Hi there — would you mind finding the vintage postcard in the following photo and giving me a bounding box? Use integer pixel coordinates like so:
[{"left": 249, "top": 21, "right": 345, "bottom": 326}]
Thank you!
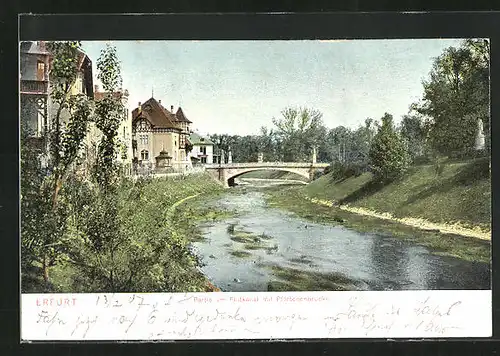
[{"left": 19, "top": 35, "right": 492, "bottom": 340}]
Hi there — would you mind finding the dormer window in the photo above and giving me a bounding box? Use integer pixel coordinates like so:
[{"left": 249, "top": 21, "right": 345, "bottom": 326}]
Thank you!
[{"left": 139, "top": 120, "right": 148, "bottom": 131}]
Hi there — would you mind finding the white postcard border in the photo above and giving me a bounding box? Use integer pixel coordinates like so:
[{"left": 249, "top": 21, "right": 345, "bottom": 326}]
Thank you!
[{"left": 21, "top": 290, "right": 492, "bottom": 341}]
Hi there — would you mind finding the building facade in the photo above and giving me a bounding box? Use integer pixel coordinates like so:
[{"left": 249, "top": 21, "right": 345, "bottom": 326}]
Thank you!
[
  {"left": 187, "top": 132, "right": 214, "bottom": 165},
  {"left": 131, "top": 97, "right": 192, "bottom": 172},
  {"left": 20, "top": 41, "right": 94, "bottom": 164}
]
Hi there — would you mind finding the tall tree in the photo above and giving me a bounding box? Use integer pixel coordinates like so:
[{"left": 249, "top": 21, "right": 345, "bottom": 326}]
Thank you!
[
  {"left": 272, "top": 107, "right": 323, "bottom": 162},
  {"left": 400, "top": 114, "right": 426, "bottom": 161},
  {"left": 369, "top": 113, "right": 411, "bottom": 182},
  {"left": 413, "top": 40, "right": 490, "bottom": 155},
  {"left": 21, "top": 41, "right": 94, "bottom": 286},
  {"left": 67, "top": 44, "right": 130, "bottom": 292}
]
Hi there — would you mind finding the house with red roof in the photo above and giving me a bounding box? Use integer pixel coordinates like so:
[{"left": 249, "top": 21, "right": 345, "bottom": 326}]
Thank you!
[{"left": 131, "top": 97, "right": 192, "bottom": 172}]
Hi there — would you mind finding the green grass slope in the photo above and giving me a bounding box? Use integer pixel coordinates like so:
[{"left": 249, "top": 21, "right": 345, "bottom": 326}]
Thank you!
[{"left": 305, "top": 157, "right": 491, "bottom": 230}]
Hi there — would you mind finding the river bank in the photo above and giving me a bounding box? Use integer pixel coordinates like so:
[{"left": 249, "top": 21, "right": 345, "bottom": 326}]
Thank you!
[
  {"left": 187, "top": 183, "right": 490, "bottom": 291},
  {"left": 264, "top": 185, "right": 490, "bottom": 264},
  {"left": 23, "top": 173, "right": 231, "bottom": 293},
  {"left": 304, "top": 196, "right": 490, "bottom": 240}
]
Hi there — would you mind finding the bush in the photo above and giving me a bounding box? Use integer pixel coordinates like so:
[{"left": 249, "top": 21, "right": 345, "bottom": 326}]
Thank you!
[
  {"left": 412, "top": 155, "right": 434, "bottom": 165},
  {"left": 312, "top": 170, "right": 323, "bottom": 180},
  {"left": 326, "top": 161, "right": 368, "bottom": 181}
]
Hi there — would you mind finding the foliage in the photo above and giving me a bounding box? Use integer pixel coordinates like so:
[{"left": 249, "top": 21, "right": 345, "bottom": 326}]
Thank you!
[
  {"left": 411, "top": 39, "right": 490, "bottom": 156},
  {"left": 327, "top": 161, "right": 367, "bottom": 182},
  {"left": 92, "top": 44, "right": 124, "bottom": 190},
  {"left": 399, "top": 114, "right": 426, "bottom": 162},
  {"left": 62, "top": 173, "right": 223, "bottom": 292},
  {"left": 68, "top": 44, "right": 129, "bottom": 291},
  {"left": 369, "top": 113, "right": 411, "bottom": 182},
  {"left": 21, "top": 41, "right": 94, "bottom": 286},
  {"left": 272, "top": 107, "right": 324, "bottom": 162}
]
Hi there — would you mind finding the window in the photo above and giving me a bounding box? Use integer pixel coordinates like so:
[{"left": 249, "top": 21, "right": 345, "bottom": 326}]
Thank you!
[
  {"left": 201, "top": 157, "right": 207, "bottom": 164},
  {"left": 37, "top": 112, "right": 44, "bottom": 137},
  {"left": 141, "top": 150, "right": 149, "bottom": 160},
  {"left": 36, "top": 61, "right": 45, "bottom": 81},
  {"left": 140, "top": 135, "right": 149, "bottom": 145},
  {"left": 139, "top": 120, "right": 148, "bottom": 131}
]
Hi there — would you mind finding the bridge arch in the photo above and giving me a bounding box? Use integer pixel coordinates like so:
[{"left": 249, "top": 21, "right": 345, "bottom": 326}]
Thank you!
[{"left": 225, "top": 167, "right": 310, "bottom": 186}]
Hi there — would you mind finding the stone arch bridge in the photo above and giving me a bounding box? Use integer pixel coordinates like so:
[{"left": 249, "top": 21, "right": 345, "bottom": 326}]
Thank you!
[{"left": 204, "top": 162, "right": 330, "bottom": 187}]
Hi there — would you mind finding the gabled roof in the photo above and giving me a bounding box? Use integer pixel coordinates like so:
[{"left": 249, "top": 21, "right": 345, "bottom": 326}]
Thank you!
[
  {"left": 189, "top": 132, "right": 214, "bottom": 145},
  {"left": 132, "top": 97, "right": 181, "bottom": 130},
  {"left": 175, "top": 107, "right": 192, "bottom": 123},
  {"left": 20, "top": 41, "right": 50, "bottom": 55}
]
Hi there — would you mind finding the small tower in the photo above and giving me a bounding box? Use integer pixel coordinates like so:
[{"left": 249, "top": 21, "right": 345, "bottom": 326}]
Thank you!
[{"left": 475, "top": 117, "right": 485, "bottom": 151}]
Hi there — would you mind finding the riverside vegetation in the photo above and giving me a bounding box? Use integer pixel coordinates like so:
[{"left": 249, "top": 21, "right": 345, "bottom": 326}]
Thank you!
[
  {"left": 22, "top": 173, "right": 233, "bottom": 292},
  {"left": 263, "top": 156, "right": 490, "bottom": 264},
  {"left": 20, "top": 42, "right": 233, "bottom": 293},
  {"left": 21, "top": 39, "right": 491, "bottom": 293}
]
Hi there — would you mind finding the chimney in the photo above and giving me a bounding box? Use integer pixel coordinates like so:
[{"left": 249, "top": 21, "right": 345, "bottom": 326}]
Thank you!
[
  {"left": 158, "top": 99, "right": 161, "bottom": 104},
  {"left": 38, "top": 41, "right": 46, "bottom": 51},
  {"left": 138, "top": 102, "right": 142, "bottom": 110},
  {"left": 171, "top": 105, "right": 174, "bottom": 112}
]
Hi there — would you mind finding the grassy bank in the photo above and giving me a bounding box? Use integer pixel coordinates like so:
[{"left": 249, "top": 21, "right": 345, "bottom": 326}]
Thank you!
[
  {"left": 23, "top": 173, "right": 231, "bottom": 293},
  {"left": 264, "top": 159, "right": 491, "bottom": 263},
  {"left": 307, "top": 158, "right": 491, "bottom": 231}
]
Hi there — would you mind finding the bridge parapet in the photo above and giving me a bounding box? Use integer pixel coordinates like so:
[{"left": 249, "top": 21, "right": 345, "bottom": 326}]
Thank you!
[{"left": 204, "top": 162, "right": 329, "bottom": 169}]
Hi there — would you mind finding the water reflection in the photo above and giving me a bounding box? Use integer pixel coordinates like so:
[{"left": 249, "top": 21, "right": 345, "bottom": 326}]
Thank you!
[{"left": 192, "top": 181, "right": 490, "bottom": 291}]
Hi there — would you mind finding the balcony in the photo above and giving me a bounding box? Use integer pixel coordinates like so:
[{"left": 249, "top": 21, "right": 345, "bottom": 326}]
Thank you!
[{"left": 20, "top": 80, "right": 48, "bottom": 95}]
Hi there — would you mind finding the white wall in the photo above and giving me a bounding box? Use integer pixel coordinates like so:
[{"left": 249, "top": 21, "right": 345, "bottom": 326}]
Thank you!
[{"left": 190, "top": 144, "right": 213, "bottom": 164}]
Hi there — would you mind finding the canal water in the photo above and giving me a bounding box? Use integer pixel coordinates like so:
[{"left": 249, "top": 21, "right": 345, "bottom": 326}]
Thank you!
[{"left": 191, "top": 179, "right": 491, "bottom": 292}]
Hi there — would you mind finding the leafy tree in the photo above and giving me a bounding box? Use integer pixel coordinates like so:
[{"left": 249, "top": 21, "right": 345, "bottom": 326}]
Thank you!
[
  {"left": 413, "top": 39, "right": 490, "bottom": 156},
  {"left": 92, "top": 44, "right": 124, "bottom": 190},
  {"left": 67, "top": 44, "right": 130, "bottom": 292},
  {"left": 400, "top": 114, "right": 426, "bottom": 161},
  {"left": 369, "top": 113, "right": 411, "bottom": 182},
  {"left": 330, "top": 126, "right": 351, "bottom": 164},
  {"left": 21, "top": 41, "right": 94, "bottom": 286},
  {"left": 272, "top": 107, "right": 324, "bottom": 162}
]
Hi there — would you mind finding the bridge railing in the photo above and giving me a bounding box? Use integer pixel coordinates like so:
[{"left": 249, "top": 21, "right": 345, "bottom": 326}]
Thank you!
[{"left": 204, "top": 162, "right": 329, "bottom": 169}]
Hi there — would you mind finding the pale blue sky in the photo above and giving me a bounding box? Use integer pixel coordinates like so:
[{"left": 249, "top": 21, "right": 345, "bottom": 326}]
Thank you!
[{"left": 82, "top": 39, "right": 463, "bottom": 136}]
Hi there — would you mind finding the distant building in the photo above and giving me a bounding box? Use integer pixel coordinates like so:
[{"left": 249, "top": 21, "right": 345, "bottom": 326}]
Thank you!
[
  {"left": 187, "top": 132, "right": 214, "bottom": 165},
  {"left": 131, "top": 97, "right": 192, "bottom": 172}
]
